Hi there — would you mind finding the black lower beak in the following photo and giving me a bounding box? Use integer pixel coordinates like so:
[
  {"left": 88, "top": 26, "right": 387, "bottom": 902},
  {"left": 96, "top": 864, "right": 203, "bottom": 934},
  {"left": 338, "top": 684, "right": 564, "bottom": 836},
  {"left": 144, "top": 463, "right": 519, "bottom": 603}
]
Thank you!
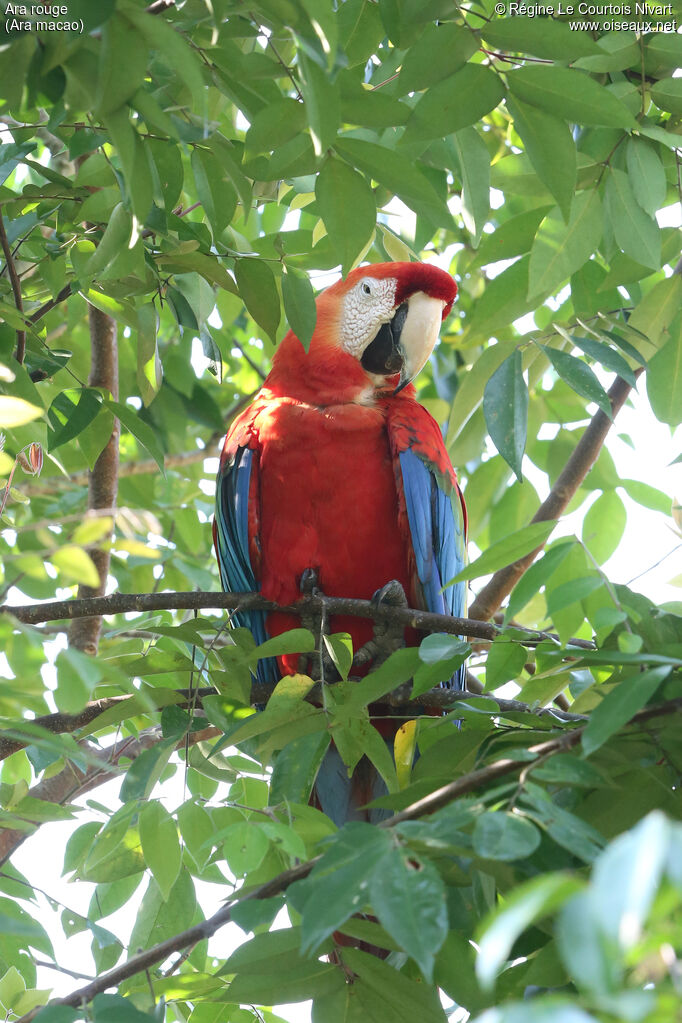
[{"left": 360, "top": 302, "right": 408, "bottom": 376}]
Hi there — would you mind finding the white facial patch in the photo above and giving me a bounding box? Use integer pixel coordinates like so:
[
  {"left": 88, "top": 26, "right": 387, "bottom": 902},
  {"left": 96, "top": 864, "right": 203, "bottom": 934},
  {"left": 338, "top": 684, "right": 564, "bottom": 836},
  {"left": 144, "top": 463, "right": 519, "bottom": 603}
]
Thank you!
[{"left": 340, "top": 276, "right": 398, "bottom": 357}]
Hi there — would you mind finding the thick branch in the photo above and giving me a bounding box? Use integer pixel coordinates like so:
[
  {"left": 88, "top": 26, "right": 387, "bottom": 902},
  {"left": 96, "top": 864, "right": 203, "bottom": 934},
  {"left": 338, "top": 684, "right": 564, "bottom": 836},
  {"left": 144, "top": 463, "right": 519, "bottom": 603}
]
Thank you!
[
  {"left": 68, "top": 306, "right": 119, "bottom": 656},
  {"left": 469, "top": 372, "right": 641, "bottom": 622},
  {"left": 0, "top": 589, "right": 595, "bottom": 649},
  {"left": 16, "top": 694, "right": 682, "bottom": 1021},
  {"left": 0, "top": 210, "right": 26, "bottom": 363}
]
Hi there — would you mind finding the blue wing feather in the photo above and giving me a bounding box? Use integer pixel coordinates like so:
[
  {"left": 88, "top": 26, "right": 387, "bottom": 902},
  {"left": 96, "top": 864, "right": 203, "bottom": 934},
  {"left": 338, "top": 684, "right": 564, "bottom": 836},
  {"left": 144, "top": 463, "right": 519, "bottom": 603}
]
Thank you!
[
  {"left": 399, "top": 448, "right": 467, "bottom": 690},
  {"left": 214, "top": 447, "right": 279, "bottom": 685}
]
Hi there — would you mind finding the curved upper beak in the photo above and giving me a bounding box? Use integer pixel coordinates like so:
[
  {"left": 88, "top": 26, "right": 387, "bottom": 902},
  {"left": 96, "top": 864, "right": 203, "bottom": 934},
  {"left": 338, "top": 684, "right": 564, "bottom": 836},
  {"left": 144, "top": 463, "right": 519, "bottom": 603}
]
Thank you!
[{"left": 393, "top": 291, "right": 446, "bottom": 394}]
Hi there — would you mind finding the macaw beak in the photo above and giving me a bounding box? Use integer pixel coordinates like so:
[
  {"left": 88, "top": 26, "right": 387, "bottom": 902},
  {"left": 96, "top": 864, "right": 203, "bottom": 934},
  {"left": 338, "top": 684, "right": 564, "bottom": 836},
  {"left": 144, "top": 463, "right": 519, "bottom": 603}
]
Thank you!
[
  {"left": 360, "top": 291, "right": 446, "bottom": 391},
  {"left": 393, "top": 291, "right": 447, "bottom": 394}
]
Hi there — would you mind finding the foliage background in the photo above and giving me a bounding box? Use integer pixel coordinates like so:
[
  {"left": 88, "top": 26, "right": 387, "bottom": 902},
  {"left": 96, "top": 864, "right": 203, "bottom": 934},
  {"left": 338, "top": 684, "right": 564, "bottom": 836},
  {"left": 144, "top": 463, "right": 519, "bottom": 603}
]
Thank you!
[{"left": 0, "top": 1, "right": 681, "bottom": 1021}]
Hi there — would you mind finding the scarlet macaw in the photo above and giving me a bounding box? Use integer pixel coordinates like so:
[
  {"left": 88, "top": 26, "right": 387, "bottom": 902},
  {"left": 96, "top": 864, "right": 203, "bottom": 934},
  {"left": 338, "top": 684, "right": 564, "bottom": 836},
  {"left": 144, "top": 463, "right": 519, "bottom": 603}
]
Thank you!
[{"left": 214, "top": 261, "right": 467, "bottom": 826}]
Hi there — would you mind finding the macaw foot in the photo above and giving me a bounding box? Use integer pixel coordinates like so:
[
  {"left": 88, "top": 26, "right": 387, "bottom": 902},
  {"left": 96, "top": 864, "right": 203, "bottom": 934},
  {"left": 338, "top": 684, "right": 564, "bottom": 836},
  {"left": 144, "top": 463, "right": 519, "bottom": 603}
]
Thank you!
[
  {"left": 352, "top": 579, "right": 408, "bottom": 670},
  {"left": 297, "top": 567, "right": 338, "bottom": 680}
]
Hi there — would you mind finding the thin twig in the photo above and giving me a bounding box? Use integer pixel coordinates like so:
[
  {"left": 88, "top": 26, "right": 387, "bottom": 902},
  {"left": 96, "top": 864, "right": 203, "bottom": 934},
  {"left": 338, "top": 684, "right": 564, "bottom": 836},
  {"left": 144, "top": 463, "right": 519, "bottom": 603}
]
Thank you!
[
  {"left": 0, "top": 210, "right": 26, "bottom": 363},
  {"left": 28, "top": 284, "right": 72, "bottom": 325}
]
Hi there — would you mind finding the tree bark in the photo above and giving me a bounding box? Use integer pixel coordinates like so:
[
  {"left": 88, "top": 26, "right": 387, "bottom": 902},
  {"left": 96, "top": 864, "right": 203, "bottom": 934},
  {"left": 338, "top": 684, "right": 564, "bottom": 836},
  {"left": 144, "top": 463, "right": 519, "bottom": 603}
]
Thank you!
[
  {"left": 67, "top": 306, "right": 119, "bottom": 655},
  {"left": 469, "top": 372, "right": 641, "bottom": 622}
]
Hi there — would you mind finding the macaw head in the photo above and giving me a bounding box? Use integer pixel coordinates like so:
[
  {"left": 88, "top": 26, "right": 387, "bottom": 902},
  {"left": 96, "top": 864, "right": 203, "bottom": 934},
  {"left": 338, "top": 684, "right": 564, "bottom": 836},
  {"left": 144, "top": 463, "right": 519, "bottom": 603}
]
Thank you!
[{"left": 268, "top": 262, "right": 456, "bottom": 404}]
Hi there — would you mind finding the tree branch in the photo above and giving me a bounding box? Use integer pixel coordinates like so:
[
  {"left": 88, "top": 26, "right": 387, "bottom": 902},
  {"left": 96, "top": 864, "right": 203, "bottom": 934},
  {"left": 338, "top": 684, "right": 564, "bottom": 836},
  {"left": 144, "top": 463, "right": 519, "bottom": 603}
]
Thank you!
[
  {"left": 28, "top": 284, "right": 72, "bottom": 325},
  {"left": 0, "top": 209, "right": 26, "bottom": 363},
  {"left": 0, "top": 688, "right": 216, "bottom": 760},
  {"left": 0, "top": 589, "right": 596, "bottom": 649},
  {"left": 0, "top": 682, "right": 588, "bottom": 762},
  {"left": 68, "top": 305, "right": 119, "bottom": 656},
  {"left": 16, "top": 694, "right": 682, "bottom": 1021},
  {"left": 469, "top": 371, "right": 642, "bottom": 622}
]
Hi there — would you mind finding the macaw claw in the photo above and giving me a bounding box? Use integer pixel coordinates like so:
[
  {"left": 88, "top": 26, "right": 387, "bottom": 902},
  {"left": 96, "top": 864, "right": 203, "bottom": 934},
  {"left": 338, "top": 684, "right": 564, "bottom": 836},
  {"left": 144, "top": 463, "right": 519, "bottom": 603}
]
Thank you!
[{"left": 353, "top": 579, "right": 408, "bottom": 669}]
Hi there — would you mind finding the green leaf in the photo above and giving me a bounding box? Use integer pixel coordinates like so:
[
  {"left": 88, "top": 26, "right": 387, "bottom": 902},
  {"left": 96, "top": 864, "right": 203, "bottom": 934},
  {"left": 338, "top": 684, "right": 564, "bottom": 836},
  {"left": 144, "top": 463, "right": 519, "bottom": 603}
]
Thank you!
[
  {"left": 483, "top": 349, "right": 528, "bottom": 482},
  {"left": 221, "top": 821, "right": 269, "bottom": 877},
  {"left": 418, "top": 634, "right": 469, "bottom": 665},
  {"left": 556, "top": 891, "right": 622, "bottom": 996},
  {"left": 47, "top": 387, "right": 103, "bottom": 450},
  {"left": 190, "top": 148, "right": 237, "bottom": 240},
  {"left": 135, "top": 304, "right": 161, "bottom": 407},
  {"left": 505, "top": 540, "right": 575, "bottom": 623},
  {"left": 129, "top": 870, "right": 196, "bottom": 951},
  {"left": 51, "top": 546, "right": 100, "bottom": 590},
  {"left": 254, "top": 629, "right": 315, "bottom": 660},
  {"left": 605, "top": 169, "right": 661, "bottom": 271},
  {"left": 567, "top": 336, "right": 637, "bottom": 387},
  {"left": 473, "top": 811, "right": 541, "bottom": 862},
  {"left": 508, "top": 66, "right": 637, "bottom": 128},
  {"left": 546, "top": 575, "right": 603, "bottom": 615},
  {"left": 646, "top": 327, "right": 682, "bottom": 426},
  {"left": 225, "top": 931, "right": 340, "bottom": 1004},
  {"left": 541, "top": 347, "right": 612, "bottom": 417},
  {"left": 452, "top": 127, "right": 490, "bottom": 247},
  {"left": 270, "top": 731, "right": 331, "bottom": 806},
  {"left": 316, "top": 156, "right": 376, "bottom": 276},
  {"left": 282, "top": 267, "right": 317, "bottom": 351},
  {"left": 102, "top": 108, "right": 153, "bottom": 224},
  {"left": 292, "top": 824, "right": 392, "bottom": 953},
  {"left": 396, "top": 22, "right": 478, "bottom": 95},
  {"left": 139, "top": 802, "right": 182, "bottom": 901},
  {"left": 476, "top": 873, "right": 583, "bottom": 989},
  {"left": 340, "top": 949, "right": 447, "bottom": 1023},
  {"left": 234, "top": 258, "right": 281, "bottom": 343},
  {"left": 619, "top": 478, "right": 671, "bottom": 515},
  {"left": 592, "top": 811, "right": 670, "bottom": 947},
  {"left": 470, "top": 1001, "right": 599, "bottom": 1023},
  {"left": 625, "top": 138, "right": 667, "bottom": 217},
  {"left": 581, "top": 491, "right": 627, "bottom": 565},
  {"left": 124, "top": 3, "right": 205, "bottom": 108},
  {"left": 245, "top": 98, "right": 307, "bottom": 156},
  {"left": 323, "top": 633, "right": 353, "bottom": 682},
  {"left": 105, "top": 400, "right": 165, "bottom": 471},
  {"left": 627, "top": 274, "right": 682, "bottom": 346},
  {"left": 582, "top": 665, "right": 672, "bottom": 756},
  {"left": 0, "top": 396, "right": 43, "bottom": 429},
  {"left": 449, "top": 520, "right": 557, "bottom": 584},
  {"left": 119, "top": 740, "right": 175, "bottom": 803},
  {"left": 94, "top": 12, "right": 148, "bottom": 116},
  {"left": 506, "top": 98, "right": 576, "bottom": 221},
  {"left": 485, "top": 640, "right": 527, "bottom": 689},
  {"left": 86, "top": 203, "right": 133, "bottom": 276},
  {"left": 651, "top": 76, "right": 682, "bottom": 114},
  {"left": 32, "top": 1009, "right": 80, "bottom": 1023},
  {"left": 483, "top": 16, "right": 603, "bottom": 59},
  {"left": 298, "top": 51, "right": 340, "bottom": 156},
  {"left": 370, "top": 851, "right": 447, "bottom": 982},
  {"left": 402, "top": 64, "right": 505, "bottom": 145},
  {"left": 528, "top": 191, "right": 602, "bottom": 299},
  {"left": 226, "top": 674, "right": 320, "bottom": 747},
  {"left": 335, "top": 137, "right": 455, "bottom": 230}
]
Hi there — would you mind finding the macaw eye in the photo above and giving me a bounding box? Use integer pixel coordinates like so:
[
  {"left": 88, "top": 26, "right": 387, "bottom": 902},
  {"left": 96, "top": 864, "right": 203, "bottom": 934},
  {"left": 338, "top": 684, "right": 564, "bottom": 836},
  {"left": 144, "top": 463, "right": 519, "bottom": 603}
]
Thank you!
[{"left": 361, "top": 281, "right": 372, "bottom": 296}]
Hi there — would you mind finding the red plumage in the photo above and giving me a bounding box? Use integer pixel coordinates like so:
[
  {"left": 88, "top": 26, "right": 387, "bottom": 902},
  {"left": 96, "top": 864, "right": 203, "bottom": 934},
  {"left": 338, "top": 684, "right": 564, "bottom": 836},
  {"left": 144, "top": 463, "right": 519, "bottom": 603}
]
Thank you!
[{"left": 217, "top": 262, "right": 462, "bottom": 673}]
